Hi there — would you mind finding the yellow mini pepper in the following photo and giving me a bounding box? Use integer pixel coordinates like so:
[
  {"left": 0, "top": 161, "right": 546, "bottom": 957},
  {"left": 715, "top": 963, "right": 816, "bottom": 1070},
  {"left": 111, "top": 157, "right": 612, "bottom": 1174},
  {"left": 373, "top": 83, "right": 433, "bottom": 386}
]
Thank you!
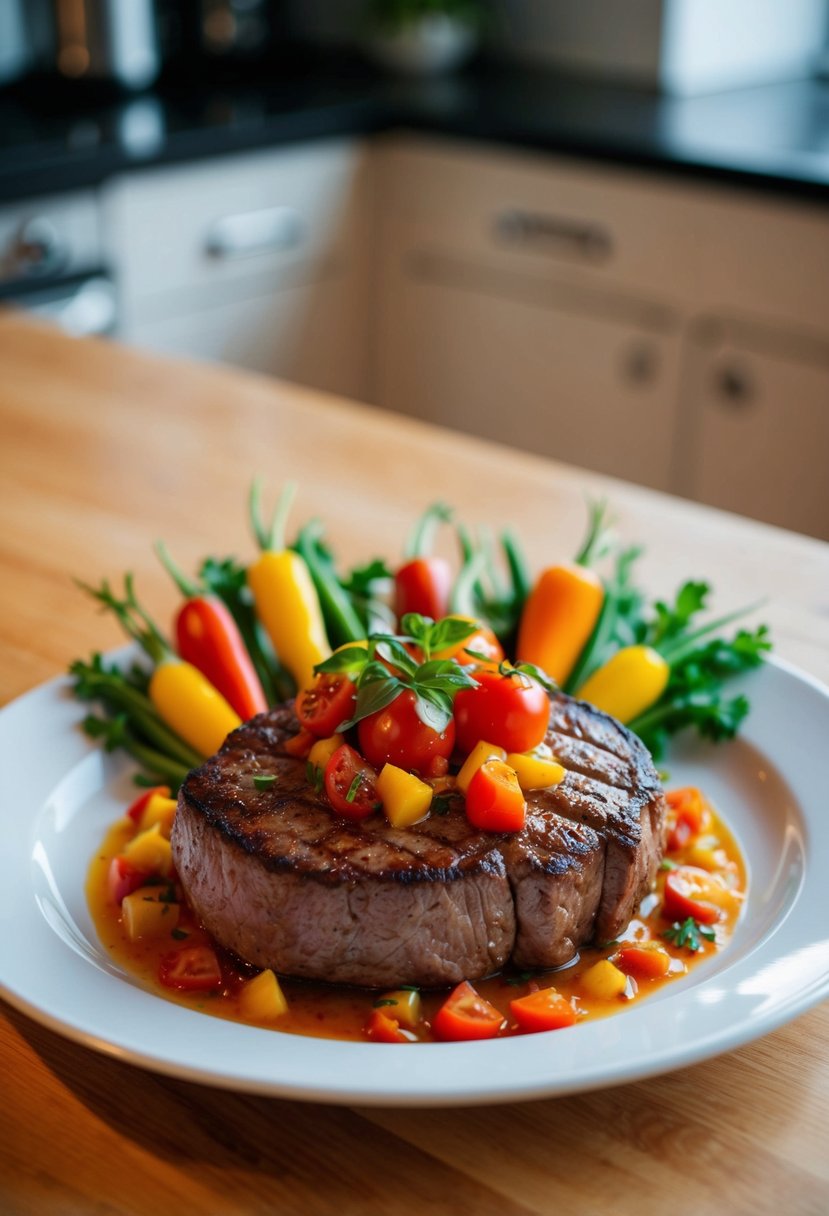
[
  {"left": 575, "top": 645, "right": 670, "bottom": 724},
  {"left": 247, "top": 481, "right": 331, "bottom": 691}
]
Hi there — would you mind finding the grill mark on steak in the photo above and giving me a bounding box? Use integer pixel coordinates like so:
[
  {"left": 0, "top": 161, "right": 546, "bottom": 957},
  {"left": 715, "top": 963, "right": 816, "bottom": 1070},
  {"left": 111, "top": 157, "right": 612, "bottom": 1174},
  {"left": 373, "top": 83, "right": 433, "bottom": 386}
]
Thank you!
[{"left": 172, "top": 692, "right": 665, "bottom": 987}]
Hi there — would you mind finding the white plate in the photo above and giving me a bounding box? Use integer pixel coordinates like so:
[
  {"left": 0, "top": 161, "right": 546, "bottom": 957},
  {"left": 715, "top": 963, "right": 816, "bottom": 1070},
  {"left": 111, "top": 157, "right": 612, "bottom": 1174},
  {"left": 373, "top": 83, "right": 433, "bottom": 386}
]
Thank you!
[{"left": 1, "top": 656, "right": 828, "bottom": 1107}]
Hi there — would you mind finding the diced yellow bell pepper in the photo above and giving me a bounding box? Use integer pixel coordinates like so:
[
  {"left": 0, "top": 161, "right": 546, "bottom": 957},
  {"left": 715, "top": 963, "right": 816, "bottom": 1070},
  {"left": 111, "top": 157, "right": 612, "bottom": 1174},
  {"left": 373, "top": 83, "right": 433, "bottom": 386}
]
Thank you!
[
  {"left": 375, "top": 988, "right": 422, "bottom": 1029},
  {"left": 686, "top": 835, "right": 730, "bottom": 872},
  {"left": 581, "top": 959, "right": 627, "bottom": 1000},
  {"left": 122, "top": 885, "right": 179, "bottom": 941},
  {"left": 238, "top": 969, "right": 289, "bottom": 1021},
  {"left": 136, "top": 792, "right": 178, "bottom": 838},
  {"left": 455, "top": 740, "right": 507, "bottom": 795},
  {"left": 376, "top": 764, "right": 432, "bottom": 828},
  {"left": 507, "top": 744, "right": 566, "bottom": 791},
  {"left": 308, "top": 733, "right": 345, "bottom": 770},
  {"left": 123, "top": 822, "right": 174, "bottom": 877}
]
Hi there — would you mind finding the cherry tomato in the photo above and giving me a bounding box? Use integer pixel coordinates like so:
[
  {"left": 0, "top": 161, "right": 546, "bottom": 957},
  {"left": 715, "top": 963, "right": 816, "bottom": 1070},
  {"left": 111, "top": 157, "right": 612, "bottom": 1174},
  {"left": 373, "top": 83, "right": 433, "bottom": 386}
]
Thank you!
[
  {"left": 433, "top": 616, "right": 504, "bottom": 667},
  {"left": 358, "top": 690, "right": 455, "bottom": 776},
  {"left": 394, "top": 557, "right": 452, "bottom": 622},
  {"left": 432, "top": 981, "right": 505, "bottom": 1041},
  {"left": 616, "top": 941, "right": 672, "bottom": 978},
  {"left": 465, "top": 760, "right": 527, "bottom": 832},
  {"left": 158, "top": 945, "right": 222, "bottom": 992},
  {"left": 295, "top": 673, "right": 357, "bottom": 738},
  {"left": 125, "top": 785, "right": 171, "bottom": 824},
  {"left": 454, "top": 667, "right": 550, "bottom": 756},
  {"left": 365, "top": 1009, "right": 414, "bottom": 1043},
  {"left": 662, "top": 866, "right": 732, "bottom": 925},
  {"left": 509, "top": 988, "right": 577, "bottom": 1033},
  {"left": 324, "top": 744, "right": 380, "bottom": 820}
]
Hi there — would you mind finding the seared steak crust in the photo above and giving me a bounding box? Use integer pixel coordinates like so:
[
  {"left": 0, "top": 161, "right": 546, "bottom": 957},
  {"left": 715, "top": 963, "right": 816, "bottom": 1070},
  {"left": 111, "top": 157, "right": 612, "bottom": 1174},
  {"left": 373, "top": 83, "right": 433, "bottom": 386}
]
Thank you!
[{"left": 172, "top": 695, "right": 665, "bottom": 987}]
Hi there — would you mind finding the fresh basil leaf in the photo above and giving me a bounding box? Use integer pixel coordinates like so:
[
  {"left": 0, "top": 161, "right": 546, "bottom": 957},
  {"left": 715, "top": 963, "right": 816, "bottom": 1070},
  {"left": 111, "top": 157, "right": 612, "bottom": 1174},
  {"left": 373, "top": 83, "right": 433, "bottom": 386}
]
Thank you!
[
  {"left": 315, "top": 646, "right": 369, "bottom": 675},
  {"left": 340, "top": 677, "right": 404, "bottom": 729},
  {"left": 412, "top": 688, "right": 452, "bottom": 732},
  {"left": 375, "top": 637, "right": 418, "bottom": 677},
  {"left": 427, "top": 616, "right": 478, "bottom": 653}
]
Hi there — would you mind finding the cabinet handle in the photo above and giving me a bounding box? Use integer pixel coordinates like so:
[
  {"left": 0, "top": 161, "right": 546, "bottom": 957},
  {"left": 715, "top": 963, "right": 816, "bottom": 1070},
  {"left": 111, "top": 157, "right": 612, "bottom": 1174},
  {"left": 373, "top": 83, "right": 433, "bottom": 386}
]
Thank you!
[
  {"left": 714, "top": 363, "right": 755, "bottom": 410},
  {"left": 205, "top": 207, "right": 303, "bottom": 259},
  {"left": 494, "top": 210, "right": 612, "bottom": 263}
]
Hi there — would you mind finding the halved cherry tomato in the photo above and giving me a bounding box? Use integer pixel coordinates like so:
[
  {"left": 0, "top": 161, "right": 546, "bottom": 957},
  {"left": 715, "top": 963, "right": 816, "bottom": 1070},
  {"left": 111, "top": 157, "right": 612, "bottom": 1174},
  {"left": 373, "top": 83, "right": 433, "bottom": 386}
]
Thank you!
[
  {"left": 125, "top": 785, "right": 171, "bottom": 824},
  {"left": 465, "top": 760, "right": 526, "bottom": 832},
  {"left": 433, "top": 617, "right": 504, "bottom": 667},
  {"left": 616, "top": 941, "right": 672, "bottom": 979},
  {"left": 432, "top": 981, "right": 504, "bottom": 1041},
  {"left": 158, "top": 945, "right": 222, "bottom": 992},
  {"left": 453, "top": 667, "right": 550, "bottom": 756},
  {"left": 107, "top": 855, "right": 148, "bottom": 904},
  {"left": 358, "top": 690, "right": 455, "bottom": 777},
  {"left": 510, "top": 988, "right": 577, "bottom": 1033},
  {"left": 324, "top": 744, "right": 379, "bottom": 820},
  {"left": 662, "top": 866, "right": 732, "bottom": 925},
  {"left": 295, "top": 673, "right": 357, "bottom": 738},
  {"left": 365, "top": 1009, "right": 414, "bottom": 1043},
  {"left": 283, "top": 729, "right": 315, "bottom": 759}
]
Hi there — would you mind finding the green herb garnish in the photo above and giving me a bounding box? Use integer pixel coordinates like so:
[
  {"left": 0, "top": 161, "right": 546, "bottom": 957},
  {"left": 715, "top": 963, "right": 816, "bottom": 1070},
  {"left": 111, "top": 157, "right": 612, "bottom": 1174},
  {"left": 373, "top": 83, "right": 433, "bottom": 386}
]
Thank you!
[
  {"left": 345, "top": 773, "right": 362, "bottom": 803},
  {"left": 662, "top": 917, "right": 716, "bottom": 952},
  {"left": 253, "top": 773, "right": 277, "bottom": 790}
]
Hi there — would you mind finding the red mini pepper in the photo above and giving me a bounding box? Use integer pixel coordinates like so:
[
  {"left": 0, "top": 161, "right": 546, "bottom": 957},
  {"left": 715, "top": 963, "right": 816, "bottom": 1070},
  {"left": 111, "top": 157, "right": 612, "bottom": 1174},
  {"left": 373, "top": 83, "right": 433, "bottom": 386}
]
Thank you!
[
  {"left": 156, "top": 542, "right": 267, "bottom": 722},
  {"left": 395, "top": 503, "right": 453, "bottom": 623}
]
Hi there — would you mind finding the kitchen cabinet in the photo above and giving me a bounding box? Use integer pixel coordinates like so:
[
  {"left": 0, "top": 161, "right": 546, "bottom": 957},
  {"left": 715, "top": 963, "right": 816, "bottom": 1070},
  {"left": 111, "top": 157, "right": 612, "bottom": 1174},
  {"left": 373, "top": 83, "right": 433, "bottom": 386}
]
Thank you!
[
  {"left": 372, "top": 137, "right": 829, "bottom": 538},
  {"left": 104, "top": 139, "right": 372, "bottom": 400},
  {"left": 679, "top": 317, "right": 829, "bottom": 537}
]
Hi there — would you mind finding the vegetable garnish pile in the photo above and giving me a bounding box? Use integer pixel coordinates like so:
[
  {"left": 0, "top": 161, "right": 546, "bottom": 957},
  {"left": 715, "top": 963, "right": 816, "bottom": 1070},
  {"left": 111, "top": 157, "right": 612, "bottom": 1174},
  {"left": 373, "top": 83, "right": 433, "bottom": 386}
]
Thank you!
[{"left": 71, "top": 484, "right": 772, "bottom": 822}]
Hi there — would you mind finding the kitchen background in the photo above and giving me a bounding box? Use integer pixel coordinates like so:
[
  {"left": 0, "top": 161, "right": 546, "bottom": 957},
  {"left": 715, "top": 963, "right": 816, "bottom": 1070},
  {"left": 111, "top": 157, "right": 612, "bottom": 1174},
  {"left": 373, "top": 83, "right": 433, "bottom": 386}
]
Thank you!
[{"left": 2, "top": 0, "right": 828, "bottom": 541}]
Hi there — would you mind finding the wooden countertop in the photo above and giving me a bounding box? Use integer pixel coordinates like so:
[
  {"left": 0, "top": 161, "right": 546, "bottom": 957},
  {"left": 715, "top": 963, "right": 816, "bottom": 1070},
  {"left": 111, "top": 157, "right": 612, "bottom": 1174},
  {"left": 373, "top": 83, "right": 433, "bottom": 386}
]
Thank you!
[{"left": 1, "top": 314, "right": 826, "bottom": 1215}]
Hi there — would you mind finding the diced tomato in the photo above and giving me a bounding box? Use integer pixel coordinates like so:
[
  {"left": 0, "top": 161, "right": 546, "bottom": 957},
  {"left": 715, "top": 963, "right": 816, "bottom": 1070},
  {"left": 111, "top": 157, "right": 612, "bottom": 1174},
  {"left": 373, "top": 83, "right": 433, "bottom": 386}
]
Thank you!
[
  {"left": 432, "top": 981, "right": 505, "bottom": 1041},
  {"left": 666, "top": 787, "right": 710, "bottom": 852},
  {"left": 295, "top": 673, "right": 357, "bottom": 738},
  {"left": 616, "top": 941, "right": 672, "bottom": 979},
  {"left": 509, "top": 988, "right": 577, "bottom": 1033},
  {"left": 107, "top": 855, "right": 148, "bottom": 904},
  {"left": 662, "top": 866, "right": 729, "bottom": 925},
  {"left": 283, "top": 729, "right": 315, "bottom": 759},
  {"left": 323, "top": 744, "right": 379, "bottom": 820},
  {"left": 125, "top": 785, "right": 170, "bottom": 823},
  {"left": 365, "top": 1009, "right": 414, "bottom": 1043},
  {"left": 158, "top": 945, "right": 222, "bottom": 992},
  {"left": 465, "top": 760, "right": 526, "bottom": 832}
]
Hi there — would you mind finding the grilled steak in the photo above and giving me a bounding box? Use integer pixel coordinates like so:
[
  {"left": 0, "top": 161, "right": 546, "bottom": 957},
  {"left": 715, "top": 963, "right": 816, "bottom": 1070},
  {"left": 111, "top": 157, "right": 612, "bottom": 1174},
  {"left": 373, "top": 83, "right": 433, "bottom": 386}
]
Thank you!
[{"left": 172, "top": 697, "right": 665, "bottom": 987}]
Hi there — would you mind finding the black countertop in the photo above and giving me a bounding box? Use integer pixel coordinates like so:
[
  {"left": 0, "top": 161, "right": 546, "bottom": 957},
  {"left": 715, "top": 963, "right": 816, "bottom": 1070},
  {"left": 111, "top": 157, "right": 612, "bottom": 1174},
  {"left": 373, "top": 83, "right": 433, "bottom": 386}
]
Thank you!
[{"left": 3, "top": 52, "right": 829, "bottom": 205}]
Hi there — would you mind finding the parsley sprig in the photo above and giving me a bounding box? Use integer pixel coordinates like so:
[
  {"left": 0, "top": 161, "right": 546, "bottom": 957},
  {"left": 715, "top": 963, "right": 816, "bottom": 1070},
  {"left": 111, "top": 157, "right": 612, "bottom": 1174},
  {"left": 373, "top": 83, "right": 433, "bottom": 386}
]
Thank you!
[
  {"left": 316, "top": 613, "right": 482, "bottom": 733},
  {"left": 662, "top": 917, "right": 717, "bottom": 952}
]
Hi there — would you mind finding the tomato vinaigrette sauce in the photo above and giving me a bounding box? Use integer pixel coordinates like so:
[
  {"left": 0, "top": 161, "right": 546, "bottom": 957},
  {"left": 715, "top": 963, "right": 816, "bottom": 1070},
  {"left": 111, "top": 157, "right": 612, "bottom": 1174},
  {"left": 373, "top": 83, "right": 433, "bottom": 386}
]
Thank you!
[{"left": 87, "top": 786, "right": 746, "bottom": 1043}]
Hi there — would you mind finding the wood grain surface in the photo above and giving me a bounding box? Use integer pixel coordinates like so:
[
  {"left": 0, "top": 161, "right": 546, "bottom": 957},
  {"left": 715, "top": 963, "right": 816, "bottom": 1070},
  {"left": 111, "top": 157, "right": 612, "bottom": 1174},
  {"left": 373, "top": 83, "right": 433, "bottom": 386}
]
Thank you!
[{"left": 1, "top": 313, "right": 827, "bottom": 1216}]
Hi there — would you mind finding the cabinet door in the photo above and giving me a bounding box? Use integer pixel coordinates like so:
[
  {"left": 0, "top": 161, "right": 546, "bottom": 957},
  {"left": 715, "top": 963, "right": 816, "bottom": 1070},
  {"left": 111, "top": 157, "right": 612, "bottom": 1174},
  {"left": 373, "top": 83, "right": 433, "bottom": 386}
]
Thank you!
[
  {"left": 375, "top": 248, "right": 682, "bottom": 492},
  {"left": 681, "top": 331, "right": 829, "bottom": 539}
]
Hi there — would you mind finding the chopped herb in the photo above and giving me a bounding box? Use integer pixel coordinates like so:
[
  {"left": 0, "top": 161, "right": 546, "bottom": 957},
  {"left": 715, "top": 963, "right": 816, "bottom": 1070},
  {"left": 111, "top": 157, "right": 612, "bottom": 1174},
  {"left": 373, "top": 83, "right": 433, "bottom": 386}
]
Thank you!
[
  {"left": 171, "top": 928, "right": 189, "bottom": 941},
  {"left": 305, "top": 761, "right": 324, "bottom": 794},
  {"left": 662, "top": 917, "right": 716, "bottom": 952},
  {"left": 595, "top": 940, "right": 621, "bottom": 951},
  {"left": 253, "top": 773, "right": 277, "bottom": 790},
  {"left": 373, "top": 998, "right": 398, "bottom": 1008},
  {"left": 157, "top": 884, "right": 177, "bottom": 904},
  {"left": 504, "top": 970, "right": 534, "bottom": 987},
  {"left": 345, "top": 773, "right": 362, "bottom": 803},
  {"left": 659, "top": 859, "right": 678, "bottom": 871},
  {"left": 397, "top": 985, "right": 419, "bottom": 992},
  {"left": 431, "top": 794, "right": 454, "bottom": 816}
]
